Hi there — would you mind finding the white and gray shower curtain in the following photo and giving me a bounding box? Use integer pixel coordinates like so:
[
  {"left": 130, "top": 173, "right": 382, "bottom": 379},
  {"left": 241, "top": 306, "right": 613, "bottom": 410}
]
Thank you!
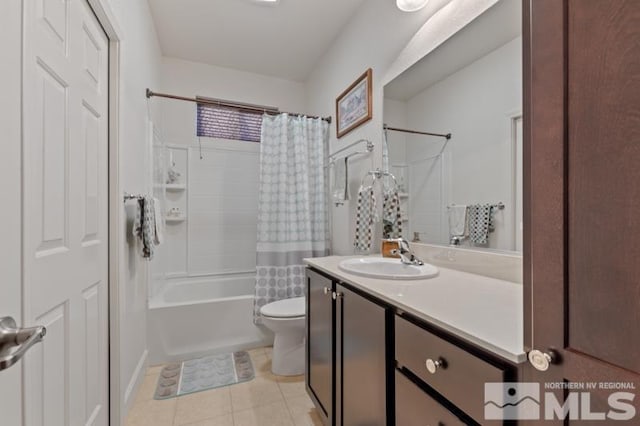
[{"left": 253, "top": 114, "right": 330, "bottom": 323}]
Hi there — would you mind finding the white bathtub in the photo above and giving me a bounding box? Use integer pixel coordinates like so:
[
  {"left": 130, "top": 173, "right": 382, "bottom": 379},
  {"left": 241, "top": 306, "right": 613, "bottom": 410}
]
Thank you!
[{"left": 147, "top": 275, "right": 273, "bottom": 364}]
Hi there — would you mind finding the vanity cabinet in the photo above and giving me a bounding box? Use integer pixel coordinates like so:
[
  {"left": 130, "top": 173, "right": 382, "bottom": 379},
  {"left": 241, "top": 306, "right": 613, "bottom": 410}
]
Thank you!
[
  {"left": 306, "top": 266, "right": 519, "bottom": 426},
  {"left": 306, "top": 269, "right": 334, "bottom": 424},
  {"left": 395, "top": 314, "right": 510, "bottom": 425},
  {"left": 306, "top": 269, "right": 390, "bottom": 426}
]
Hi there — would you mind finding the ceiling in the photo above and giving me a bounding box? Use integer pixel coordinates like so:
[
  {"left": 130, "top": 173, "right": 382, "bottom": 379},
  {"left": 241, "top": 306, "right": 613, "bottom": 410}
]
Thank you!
[
  {"left": 385, "top": 0, "right": 521, "bottom": 101},
  {"left": 147, "top": 0, "right": 366, "bottom": 82}
]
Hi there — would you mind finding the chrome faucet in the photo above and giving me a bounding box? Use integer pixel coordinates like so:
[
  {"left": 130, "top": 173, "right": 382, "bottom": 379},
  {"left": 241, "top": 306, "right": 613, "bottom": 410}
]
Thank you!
[
  {"left": 390, "top": 238, "right": 424, "bottom": 266},
  {"left": 449, "top": 235, "right": 464, "bottom": 246}
]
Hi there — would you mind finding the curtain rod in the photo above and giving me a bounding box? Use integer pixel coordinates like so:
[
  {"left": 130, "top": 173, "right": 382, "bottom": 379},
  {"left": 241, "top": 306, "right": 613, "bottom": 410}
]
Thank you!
[
  {"left": 384, "top": 124, "right": 451, "bottom": 140},
  {"left": 146, "top": 89, "right": 332, "bottom": 124}
]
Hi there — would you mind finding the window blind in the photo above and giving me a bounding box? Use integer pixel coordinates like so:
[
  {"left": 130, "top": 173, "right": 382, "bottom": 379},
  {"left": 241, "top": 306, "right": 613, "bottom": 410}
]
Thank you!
[{"left": 196, "top": 103, "right": 264, "bottom": 143}]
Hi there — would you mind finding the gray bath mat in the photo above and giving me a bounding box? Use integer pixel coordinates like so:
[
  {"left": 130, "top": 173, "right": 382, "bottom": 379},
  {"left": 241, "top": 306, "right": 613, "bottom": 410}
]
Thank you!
[{"left": 154, "top": 351, "right": 254, "bottom": 399}]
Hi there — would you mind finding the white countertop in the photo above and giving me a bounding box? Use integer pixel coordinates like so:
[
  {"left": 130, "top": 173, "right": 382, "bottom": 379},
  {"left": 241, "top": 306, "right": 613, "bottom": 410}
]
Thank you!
[{"left": 304, "top": 255, "right": 526, "bottom": 364}]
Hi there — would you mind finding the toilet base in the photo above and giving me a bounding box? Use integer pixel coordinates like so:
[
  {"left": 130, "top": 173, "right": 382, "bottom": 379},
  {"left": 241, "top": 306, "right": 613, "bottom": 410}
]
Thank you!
[{"left": 271, "top": 332, "right": 305, "bottom": 376}]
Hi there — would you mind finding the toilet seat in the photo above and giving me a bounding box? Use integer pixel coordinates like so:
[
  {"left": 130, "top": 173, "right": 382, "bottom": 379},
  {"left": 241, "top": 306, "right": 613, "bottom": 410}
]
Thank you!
[{"left": 260, "top": 297, "right": 305, "bottom": 318}]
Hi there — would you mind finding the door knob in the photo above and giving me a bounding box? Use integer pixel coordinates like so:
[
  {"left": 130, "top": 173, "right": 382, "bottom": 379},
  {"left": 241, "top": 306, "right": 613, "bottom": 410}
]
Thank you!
[
  {"left": 528, "top": 349, "right": 556, "bottom": 372},
  {"left": 0, "top": 316, "right": 46, "bottom": 371},
  {"left": 323, "top": 286, "right": 330, "bottom": 295},
  {"left": 332, "top": 291, "right": 343, "bottom": 300}
]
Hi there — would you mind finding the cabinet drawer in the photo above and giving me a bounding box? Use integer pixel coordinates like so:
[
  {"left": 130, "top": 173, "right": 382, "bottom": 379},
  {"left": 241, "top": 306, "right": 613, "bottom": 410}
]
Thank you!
[
  {"left": 396, "top": 370, "right": 465, "bottom": 426},
  {"left": 395, "top": 315, "right": 505, "bottom": 423}
]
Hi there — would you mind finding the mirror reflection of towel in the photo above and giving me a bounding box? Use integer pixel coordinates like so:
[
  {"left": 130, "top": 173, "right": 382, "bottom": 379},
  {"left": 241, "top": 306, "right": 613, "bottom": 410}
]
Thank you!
[
  {"left": 332, "top": 157, "right": 350, "bottom": 206},
  {"left": 468, "top": 204, "right": 494, "bottom": 245},
  {"left": 448, "top": 204, "right": 467, "bottom": 237},
  {"left": 383, "top": 190, "right": 402, "bottom": 239}
]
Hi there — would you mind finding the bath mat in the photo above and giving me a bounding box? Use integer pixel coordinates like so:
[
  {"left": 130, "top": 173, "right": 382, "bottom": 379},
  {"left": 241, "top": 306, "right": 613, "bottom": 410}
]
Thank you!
[{"left": 154, "top": 351, "right": 254, "bottom": 399}]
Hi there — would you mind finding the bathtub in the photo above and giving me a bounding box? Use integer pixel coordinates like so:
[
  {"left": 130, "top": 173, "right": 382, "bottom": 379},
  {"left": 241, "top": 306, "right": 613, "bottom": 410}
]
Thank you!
[{"left": 147, "top": 275, "right": 273, "bottom": 364}]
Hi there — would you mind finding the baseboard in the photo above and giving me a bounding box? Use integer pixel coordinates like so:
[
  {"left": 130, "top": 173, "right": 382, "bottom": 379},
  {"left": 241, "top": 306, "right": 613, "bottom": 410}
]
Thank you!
[{"left": 122, "top": 349, "right": 148, "bottom": 419}]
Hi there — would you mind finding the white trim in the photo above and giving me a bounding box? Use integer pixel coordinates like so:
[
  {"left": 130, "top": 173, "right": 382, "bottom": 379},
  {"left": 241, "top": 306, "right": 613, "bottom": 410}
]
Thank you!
[
  {"left": 506, "top": 109, "right": 523, "bottom": 252},
  {"left": 123, "top": 349, "right": 149, "bottom": 410},
  {"left": 85, "top": 0, "right": 124, "bottom": 425}
]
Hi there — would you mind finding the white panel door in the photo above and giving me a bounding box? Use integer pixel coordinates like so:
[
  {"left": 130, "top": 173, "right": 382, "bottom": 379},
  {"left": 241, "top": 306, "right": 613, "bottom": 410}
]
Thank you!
[{"left": 22, "top": 0, "right": 109, "bottom": 425}]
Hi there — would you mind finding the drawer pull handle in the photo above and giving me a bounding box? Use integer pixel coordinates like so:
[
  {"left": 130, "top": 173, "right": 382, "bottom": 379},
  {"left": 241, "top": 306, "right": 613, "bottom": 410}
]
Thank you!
[
  {"left": 528, "top": 349, "right": 557, "bottom": 372},
  {"left": 425, "top": 357, "right": 445, "bottom": 374}
]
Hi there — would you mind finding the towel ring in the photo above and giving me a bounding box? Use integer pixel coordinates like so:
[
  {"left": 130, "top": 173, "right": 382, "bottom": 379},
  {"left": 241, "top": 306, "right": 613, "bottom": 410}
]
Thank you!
[{"left": 361, "top": 169, "right": 399, "bottom": 191}]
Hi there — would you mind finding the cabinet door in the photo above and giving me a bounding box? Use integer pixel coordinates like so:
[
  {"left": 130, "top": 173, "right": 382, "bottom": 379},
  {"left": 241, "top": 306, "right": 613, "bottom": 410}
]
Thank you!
[
  {"left": 524, "top": 0, "right": 640, "bottom": 423},
  {"left": 336, "top": 284, "right": 388, "bottom": 426},
  {"left": 306, "top": 269, "right": 334, "bottom": 423}
]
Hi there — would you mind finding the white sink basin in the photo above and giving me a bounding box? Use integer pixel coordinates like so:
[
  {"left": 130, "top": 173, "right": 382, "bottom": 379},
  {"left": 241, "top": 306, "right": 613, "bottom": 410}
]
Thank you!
[{"left": 338, "top": 257, "right": 439, "bottom": 280}]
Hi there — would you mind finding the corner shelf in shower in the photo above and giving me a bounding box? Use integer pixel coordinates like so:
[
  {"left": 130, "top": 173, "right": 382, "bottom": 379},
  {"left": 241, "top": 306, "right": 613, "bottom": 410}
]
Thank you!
[
  {"left": 165, "top": 184, "right": 186, "bottom": 191},
  {"left": 165, "top": 215, "right": 187, "bottom": 223}
]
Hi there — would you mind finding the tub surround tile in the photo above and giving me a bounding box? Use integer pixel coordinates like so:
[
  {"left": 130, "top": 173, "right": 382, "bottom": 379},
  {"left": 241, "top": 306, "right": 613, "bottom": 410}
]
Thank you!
[
  {"left": 174, "top": 388, "right": 232, "bottom": 425},
  {"left": 233, "top": 401, "right": 294, "bottom": 426}
]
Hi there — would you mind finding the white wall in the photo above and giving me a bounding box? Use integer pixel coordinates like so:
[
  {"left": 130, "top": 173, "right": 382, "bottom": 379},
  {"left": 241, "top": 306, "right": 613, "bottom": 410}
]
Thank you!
[
  {"left": 104, "top": 0, "right": 163, "bottom": 420},
  {"left": 403, "top": 37, "right": 522, "bottom": 249},
  {"left": 305, "top": 0, "right": 500, "bottom": 254},
  {"left": 159, "top": 57, "right": 307, "bottom": 143},
  {"left": 153, "top": 58, "right": 307, "bottom": 283}
]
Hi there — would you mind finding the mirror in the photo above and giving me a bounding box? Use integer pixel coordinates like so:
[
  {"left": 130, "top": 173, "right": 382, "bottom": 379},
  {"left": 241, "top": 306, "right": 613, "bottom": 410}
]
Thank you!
[{"left": 383, "top": 0, "right": 522, "bottom": 252}]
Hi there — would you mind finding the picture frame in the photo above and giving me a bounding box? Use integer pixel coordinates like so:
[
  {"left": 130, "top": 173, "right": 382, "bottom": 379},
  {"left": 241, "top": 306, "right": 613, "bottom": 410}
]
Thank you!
[{"left": 335, "top": 68, "right": 373, "bottom": 138}]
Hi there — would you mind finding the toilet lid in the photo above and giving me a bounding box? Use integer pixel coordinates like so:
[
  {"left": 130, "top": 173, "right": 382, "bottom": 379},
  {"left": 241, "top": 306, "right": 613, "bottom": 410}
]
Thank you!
[{"left": 260, "top": 297, "right": 305, "bottom": 318}]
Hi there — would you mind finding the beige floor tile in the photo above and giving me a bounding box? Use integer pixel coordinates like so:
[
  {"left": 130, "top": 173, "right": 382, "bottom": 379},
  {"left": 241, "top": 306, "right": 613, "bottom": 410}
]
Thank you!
[
  {"left": 175, "top": 413, "right": 234, "bottom": 426},
  {"left": 126, "top": 398, "right": 176, "bottom": 426},
  {"left": 135, "top": 373, "right": 161, "bottom": 403},
  {"left": 233, "top": 401, "right": 294, "bottom": 426},
  {"left": 146, "top": 364, "right": 165, "bottom": 376},
  {"left": 263, "top": 347, "right": 273, "bottom": 359},
  {"left": 285, "top": 395, "right": 323, "bottom": 426},
  {"left": 174, "top": 388, "right": 232, "bottom": 426},
  {"left": 247, "top": 347, "right": 266, "bottom": 358},
  {"left": 276, "top": 375, "right": 306, "bottom": 400},
  {"left": 230, "top": 376, "right": 285, "bottom": 411},
  {"left": 250, "top": 353, "right": 273, "bottom": 377}
]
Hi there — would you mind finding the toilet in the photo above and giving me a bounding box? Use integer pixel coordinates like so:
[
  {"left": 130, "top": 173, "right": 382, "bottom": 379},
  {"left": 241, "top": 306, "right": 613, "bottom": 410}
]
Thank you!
[{"left": 260, "top": 297, "right": 306, "bottom": 376}]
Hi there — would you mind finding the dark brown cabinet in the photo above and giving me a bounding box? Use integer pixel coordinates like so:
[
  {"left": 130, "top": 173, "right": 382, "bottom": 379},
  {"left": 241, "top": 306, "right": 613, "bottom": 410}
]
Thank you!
[
  {"left": 306, "top": 269, "right": 389, "bottom": 426},
  {"left": 336, "top": 284, "right": 388, "bottom": 426},
  {"left": 395, "top": 370, "right": 465, "bottom": 426},
  {"left": 306, "top": 268, "right": 334, "bottom": 424}
]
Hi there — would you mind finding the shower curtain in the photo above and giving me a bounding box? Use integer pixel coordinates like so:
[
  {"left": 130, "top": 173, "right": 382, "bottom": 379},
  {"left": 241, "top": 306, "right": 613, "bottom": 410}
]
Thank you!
[{"left": 253, "top": 114, "right": 330, "bottom": 323}]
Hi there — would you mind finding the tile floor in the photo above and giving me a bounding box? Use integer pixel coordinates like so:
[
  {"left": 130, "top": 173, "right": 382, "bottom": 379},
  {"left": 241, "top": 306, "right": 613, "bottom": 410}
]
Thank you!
[{"left": 126, "top": 347, "right": 323, "bottom": 426}]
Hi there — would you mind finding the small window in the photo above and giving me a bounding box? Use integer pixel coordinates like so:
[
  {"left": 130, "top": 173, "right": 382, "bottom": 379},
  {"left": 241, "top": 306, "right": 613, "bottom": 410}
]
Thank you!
[{"left": 196, "top": 98, "right": 277, "bottom": 143}]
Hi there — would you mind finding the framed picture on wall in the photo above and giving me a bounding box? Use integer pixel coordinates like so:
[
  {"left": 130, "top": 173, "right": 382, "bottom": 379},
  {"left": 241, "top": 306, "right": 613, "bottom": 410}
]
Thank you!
[{"left": 336, "top": 68, "right": 373, "bottom": 138}]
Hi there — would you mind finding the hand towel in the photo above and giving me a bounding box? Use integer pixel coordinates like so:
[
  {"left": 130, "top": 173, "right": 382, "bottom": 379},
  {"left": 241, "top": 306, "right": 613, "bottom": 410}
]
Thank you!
[
  {"left": 332, "top": 157, "right": 350, "bottom": 206},
  {"left": 468, "top": 204, "right": 494, "bottom": 245},
  {"left": 448, "top": 204, "right": 467, "bottom": 237},
  {"left": 354, "top": 185, "right": 375, "bottom": 252},
  {"left": 132, "top": 196, "right": 156, "bottom": 259},
  {"left": 383, "top": 189, "right": 402, "bottom": 239}
]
